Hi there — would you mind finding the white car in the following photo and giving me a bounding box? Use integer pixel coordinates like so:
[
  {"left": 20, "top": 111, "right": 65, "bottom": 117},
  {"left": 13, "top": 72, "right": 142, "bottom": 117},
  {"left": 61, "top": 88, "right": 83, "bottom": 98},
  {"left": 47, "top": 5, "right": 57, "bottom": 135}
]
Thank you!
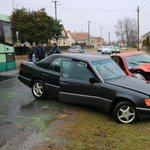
[
  {"left": 102, "top": 46, "right": 111, "bottom": 54},
  {"left": 97, "top": 46, "right": 103, "bottom": 52}
]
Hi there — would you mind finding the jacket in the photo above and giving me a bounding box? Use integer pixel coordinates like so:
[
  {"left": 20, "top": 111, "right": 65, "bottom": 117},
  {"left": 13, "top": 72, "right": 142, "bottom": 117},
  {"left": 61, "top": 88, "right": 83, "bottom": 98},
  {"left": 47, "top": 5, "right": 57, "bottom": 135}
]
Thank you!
[
  {"left": 50, "top": 47, "right": 61, "bottom": 55},
  {"left": 34, "top": 46, "right": 45, "bottom": 60}
]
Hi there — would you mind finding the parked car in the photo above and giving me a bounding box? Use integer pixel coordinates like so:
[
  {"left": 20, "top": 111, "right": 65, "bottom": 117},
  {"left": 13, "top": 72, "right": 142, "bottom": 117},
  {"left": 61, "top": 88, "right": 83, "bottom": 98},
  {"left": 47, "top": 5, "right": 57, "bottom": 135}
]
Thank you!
[
  {"left": 111, "top": 51, "right": 150, "bottom": 83},
  {"left": 102, "top": 46, "right": 111, "bottom": 54},
  {"left": 67, "top": 45, "right": 84, "bottom": 53},
  {"left": 112, "top": 46, "right": 121, "bottom": 53},
  {"left": 18, "top": 54, "right": 150, "bottom": 124},
  {"left": 97, "top": 46, "right": 103, "bottom": 52}
]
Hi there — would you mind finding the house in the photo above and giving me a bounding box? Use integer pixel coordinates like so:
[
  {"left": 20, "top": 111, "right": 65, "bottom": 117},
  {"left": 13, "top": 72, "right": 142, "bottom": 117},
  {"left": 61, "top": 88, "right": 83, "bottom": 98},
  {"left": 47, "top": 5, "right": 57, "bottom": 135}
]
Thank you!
[
  {"left": 51, "top": 25, "right": 69, "bottom": 46},
  {"left": 65, "top": 30, "right": 73, "bottom": 46},
  {"left": 93, "top": 37, "right": 105, "bottom": 45},
  {"left": 71, "top": 31, "right": 105, "bottom": 46},
  {"left": 71, "top": 31, "right": 99, "bottom": 45},
  {"left": 141, "top": 31, "right": 150, "bottom": 41}
]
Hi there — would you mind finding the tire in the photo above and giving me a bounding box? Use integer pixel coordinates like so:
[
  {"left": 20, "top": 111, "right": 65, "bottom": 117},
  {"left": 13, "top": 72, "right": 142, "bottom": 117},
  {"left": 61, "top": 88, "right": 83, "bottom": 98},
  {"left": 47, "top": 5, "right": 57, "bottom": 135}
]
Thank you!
[
  {"left": 113, "top": 101, "right": 138, "bottom": 124},
  {"left": 32, "top": 79, "right": 48, "bottom": 100}
]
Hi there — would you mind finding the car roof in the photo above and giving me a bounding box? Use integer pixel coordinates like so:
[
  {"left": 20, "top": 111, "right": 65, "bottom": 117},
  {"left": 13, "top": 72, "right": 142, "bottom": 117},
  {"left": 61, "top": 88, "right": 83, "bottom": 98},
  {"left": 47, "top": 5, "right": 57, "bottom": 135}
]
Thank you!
[
  {"left": 61, "top": 53, "right": 111, "bottom": 61},
  {"left": 112, "top": 51, "right": 146, "bottom": 57}
]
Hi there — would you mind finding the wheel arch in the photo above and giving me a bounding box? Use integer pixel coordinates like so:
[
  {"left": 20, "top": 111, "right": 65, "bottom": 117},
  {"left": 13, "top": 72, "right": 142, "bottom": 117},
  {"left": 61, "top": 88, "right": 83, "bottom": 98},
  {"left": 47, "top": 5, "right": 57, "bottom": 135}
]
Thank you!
[
  {"left": 30, "top": 77, "right": 45, "bottom": 87},
  {"left": 109, "top": 97, "right": 135, "bottom": 113}
]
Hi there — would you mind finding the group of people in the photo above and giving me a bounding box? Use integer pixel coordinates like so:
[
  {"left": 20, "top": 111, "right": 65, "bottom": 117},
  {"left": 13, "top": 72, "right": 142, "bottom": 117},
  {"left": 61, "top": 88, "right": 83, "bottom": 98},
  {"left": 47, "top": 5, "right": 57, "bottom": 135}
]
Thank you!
[{"left": 28, "top": 42, "right": 61, "bottom": 61}]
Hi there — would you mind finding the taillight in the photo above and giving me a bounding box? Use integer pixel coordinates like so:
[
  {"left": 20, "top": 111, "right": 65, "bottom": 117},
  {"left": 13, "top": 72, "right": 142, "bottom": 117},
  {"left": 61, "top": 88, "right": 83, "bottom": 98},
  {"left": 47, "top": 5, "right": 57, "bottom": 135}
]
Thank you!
[
  {"left": 67, "top": 49, "right": 70, "bottom": 51},
  {"left": 19, "top": 67, "right": 21, "bottom": 73},
  {"left": 76, "top": 49, "right": 79, "bottom": 51}
]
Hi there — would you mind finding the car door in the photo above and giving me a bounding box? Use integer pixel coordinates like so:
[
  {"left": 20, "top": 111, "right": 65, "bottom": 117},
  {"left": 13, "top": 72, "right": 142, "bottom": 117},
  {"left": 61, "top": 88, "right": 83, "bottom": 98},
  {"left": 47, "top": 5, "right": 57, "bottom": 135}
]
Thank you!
[
  {"left": 59, "top": 60, "right": 105, "bottom": 106},
  {"left": 42, "top": 57, "right": 70, "bottom": 96}
]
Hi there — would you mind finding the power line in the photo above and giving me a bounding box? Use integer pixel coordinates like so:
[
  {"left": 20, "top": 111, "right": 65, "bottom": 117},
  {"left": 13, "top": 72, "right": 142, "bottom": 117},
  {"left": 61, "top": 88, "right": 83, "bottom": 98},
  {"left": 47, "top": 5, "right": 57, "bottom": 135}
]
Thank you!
[
  {"left": 139, "top": 0, "right": 145, "bottom": 6},
  {"left": 140, "top": 11, "right": 150, "bottom": 16},
  {"left": 141, "top": 0, "right": 150, "bottom": 8}
]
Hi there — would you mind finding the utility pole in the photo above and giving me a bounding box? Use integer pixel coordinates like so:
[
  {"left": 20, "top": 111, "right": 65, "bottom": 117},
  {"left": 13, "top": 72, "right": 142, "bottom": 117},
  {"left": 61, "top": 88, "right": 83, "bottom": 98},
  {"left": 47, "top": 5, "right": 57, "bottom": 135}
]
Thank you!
[
  {"left": 52, "top": 1, "right": 58, "bottom": 20},
  {"left": 88, "top": 21, "right": 90, "bottom": 46},
  {"left": 108, "top": 32, "right": 110, "bottom": 45},
  {"left": 100, "top": 27, "right": 102, "bottom": 38},
  {"left": 137, "top": 6, "right": 139, "bottom": 51},
  {"left": 12, "top": 0, "right": 14, "bottom": 11}
]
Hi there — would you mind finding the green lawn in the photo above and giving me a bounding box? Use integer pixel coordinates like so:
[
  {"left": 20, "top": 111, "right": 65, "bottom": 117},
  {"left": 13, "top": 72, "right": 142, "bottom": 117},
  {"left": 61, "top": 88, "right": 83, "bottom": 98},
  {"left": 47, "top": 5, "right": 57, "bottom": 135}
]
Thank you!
[{"left": 66, "top": 110, "right": 150, "bottom": 150}]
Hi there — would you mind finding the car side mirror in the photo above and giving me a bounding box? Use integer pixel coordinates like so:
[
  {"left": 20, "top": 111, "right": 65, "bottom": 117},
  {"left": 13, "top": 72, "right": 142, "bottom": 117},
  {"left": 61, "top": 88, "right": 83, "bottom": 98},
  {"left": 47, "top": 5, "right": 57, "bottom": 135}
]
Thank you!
[{"left": 89, "top": 77, "right": 99, "bottom": 83}]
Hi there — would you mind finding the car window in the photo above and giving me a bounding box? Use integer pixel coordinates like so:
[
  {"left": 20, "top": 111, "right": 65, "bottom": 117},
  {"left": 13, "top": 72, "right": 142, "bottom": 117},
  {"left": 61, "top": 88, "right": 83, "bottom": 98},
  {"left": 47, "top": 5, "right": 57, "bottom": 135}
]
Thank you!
[
  {"left": 62, "top": 61, "right": 92, "bottom": 81},
  {"left": 112, "top": 56, "right": 118, "bottom": 63},
  {"left": 47, "top": 58, "right": 70, "bottom": 72}
]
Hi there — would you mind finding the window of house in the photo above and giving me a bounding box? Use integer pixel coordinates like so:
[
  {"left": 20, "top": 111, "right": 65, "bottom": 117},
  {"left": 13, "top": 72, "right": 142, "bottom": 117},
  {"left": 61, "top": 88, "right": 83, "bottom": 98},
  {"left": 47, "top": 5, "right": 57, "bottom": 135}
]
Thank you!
[
  {"left": 68, "top": 40, "right": 70, "bottom": 45},
  {"left": 59, "top": 39, "right": 62, "bottom": 45},
  {"left": 63, "top": 39, "right": 65, "bottom": 45}
]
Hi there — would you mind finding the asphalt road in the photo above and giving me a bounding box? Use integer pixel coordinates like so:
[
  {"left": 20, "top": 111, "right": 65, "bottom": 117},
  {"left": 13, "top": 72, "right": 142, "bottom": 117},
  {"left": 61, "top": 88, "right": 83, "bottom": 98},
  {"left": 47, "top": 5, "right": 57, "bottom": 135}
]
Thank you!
[{"left": 0, "top": 51, "right": 110, "bottom": 149}]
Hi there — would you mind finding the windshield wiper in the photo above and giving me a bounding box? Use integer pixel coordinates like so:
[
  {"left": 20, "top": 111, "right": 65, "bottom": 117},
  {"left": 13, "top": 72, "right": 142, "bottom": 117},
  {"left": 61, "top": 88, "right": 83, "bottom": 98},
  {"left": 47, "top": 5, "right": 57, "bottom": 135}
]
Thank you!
[
  {"left": 129, "top": 62, "right": 138, "bottom": 65},
  {"left": 137, "top": 60, "right": 150, "bottom": 63}
]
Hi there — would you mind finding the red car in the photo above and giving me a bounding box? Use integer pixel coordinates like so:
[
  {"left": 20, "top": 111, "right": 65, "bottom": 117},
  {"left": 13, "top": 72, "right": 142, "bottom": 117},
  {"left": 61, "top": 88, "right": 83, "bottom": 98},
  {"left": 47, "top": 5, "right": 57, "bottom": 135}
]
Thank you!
[{"left": 111, "top": 51, "right": 150, "bottom": 82}]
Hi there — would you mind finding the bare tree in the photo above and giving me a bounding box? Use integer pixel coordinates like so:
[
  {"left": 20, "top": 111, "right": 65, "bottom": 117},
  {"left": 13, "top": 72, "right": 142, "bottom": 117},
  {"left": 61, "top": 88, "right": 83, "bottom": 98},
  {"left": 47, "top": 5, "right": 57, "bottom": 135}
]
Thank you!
[{"left": 115, "top": 17, "right": 137, "bottom": 47}]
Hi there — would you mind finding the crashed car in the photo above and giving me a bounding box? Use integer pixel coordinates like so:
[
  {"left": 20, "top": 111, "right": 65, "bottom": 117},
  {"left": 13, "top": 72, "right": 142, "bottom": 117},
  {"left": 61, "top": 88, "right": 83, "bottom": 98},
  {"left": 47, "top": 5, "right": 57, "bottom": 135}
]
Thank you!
[
  {"left": 18, "top": 54, "right": 150, "bottom": 124},
  {"left": 111, "top": 51, "right": 150, "bottom": 82}
]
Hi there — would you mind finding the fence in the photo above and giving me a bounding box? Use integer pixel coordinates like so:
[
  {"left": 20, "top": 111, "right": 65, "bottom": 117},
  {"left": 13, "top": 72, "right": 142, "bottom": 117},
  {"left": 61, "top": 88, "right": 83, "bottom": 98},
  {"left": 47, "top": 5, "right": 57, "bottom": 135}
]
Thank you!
[
  {"left": 14, "top": 45, "right": 94, "bottom": 55},
  {"left": 15, "top": 46, "right": 70, "bottom": 55}
]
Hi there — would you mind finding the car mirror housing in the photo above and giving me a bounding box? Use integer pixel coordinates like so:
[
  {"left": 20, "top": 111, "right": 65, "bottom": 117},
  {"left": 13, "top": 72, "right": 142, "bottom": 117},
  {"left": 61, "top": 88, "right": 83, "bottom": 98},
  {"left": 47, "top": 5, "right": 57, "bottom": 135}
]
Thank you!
[{"left": 89, "top": 77, "right": 99, "bottom": 83}]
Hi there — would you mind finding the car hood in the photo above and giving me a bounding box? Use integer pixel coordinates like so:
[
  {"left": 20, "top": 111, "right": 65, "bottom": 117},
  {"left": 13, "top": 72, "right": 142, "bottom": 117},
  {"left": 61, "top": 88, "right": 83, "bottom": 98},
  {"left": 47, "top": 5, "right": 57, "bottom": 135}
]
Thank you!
[
  {"left": 133, "top": 64, "right": 150, "bottom": 72},
  {"left": 105, "top": 76, "right": 150, "bottom": 96}
]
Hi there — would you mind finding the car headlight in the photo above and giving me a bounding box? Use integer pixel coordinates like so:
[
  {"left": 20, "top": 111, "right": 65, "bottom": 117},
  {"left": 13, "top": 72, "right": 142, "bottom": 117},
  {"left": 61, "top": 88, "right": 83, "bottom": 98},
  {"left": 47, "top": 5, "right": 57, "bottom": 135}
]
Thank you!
[{"left": 134, "top": 73, "right": 145, "bottom": 80}]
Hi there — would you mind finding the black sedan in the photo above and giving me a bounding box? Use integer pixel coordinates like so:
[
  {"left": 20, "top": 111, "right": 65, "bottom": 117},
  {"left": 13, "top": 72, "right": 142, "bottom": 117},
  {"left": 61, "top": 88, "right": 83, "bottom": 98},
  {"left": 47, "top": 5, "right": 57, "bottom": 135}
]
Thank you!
[{"left": 18, "top": 54, "right": 150, "bottom": 124}]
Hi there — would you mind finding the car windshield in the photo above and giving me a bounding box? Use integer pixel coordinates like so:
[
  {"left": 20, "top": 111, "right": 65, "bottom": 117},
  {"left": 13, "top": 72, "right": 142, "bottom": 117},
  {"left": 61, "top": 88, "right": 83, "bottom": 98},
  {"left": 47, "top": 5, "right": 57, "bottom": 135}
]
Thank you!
[
  {"left": 92, "top": 59, "right": 126, "bottom": 80},
  {"left": 124, "top": 54, "right": 150, "bottom": 70},
  {"left": 103, "top": 46, "right": 111, "bottom": 49},
  {"left": 113, "top": 46, "right": 120, "bottom": 49},
  {"left": 98, "top": 46, "right": 102, "bottom": 48}
]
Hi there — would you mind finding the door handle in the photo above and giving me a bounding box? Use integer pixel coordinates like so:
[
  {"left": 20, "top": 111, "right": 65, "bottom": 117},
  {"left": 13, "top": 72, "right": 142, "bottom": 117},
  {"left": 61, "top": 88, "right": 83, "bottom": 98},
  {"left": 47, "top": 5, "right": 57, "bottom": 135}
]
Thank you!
[
  {"left": 42, "top": 73, "right": 48, "bottom": 76},
  {"left": 60, "top": 81, "right": 69, "bottom": 85}
]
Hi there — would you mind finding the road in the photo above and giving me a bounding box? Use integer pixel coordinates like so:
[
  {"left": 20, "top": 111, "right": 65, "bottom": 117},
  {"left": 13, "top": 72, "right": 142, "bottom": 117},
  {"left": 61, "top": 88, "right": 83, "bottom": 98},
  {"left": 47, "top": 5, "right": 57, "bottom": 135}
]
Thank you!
[{"left": 0, "top": 51, "right": 110, "bottom": 150}]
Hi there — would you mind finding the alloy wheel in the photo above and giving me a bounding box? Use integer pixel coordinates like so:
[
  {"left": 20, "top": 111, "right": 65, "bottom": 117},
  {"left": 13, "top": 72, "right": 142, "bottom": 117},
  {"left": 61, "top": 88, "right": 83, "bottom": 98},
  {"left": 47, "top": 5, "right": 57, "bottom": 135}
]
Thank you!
[
  {"left": 33, "top": 82, "right": 43, "bottom": 97},
  {"left": 117, "top": 105, "right": 135, "bottom": 124}
]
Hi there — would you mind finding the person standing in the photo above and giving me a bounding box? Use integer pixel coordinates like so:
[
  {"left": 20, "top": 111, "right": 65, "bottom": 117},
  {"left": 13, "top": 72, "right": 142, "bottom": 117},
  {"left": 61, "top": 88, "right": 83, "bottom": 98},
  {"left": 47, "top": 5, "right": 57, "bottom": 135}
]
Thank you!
[
  {"left": 28, "top": 45, "right": 34, "bottom": 61},
  {"left": 50, "top": 43, "right": 61, "bottom": 55},
  {"left": 34, "top": 42, "right": 45, "bottom": 61}
]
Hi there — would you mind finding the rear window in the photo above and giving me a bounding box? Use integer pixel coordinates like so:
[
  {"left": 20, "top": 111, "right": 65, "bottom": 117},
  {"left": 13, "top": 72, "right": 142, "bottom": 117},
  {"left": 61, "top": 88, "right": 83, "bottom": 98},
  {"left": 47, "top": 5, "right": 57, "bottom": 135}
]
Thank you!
[{"left": 70, "top": 46, "right": 80, "bottom": 49}]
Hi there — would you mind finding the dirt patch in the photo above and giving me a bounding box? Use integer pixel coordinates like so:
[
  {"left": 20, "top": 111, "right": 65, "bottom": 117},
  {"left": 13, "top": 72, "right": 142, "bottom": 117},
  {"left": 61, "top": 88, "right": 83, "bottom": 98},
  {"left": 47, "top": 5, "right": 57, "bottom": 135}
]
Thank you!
[{"left": 30, "top": 105, "right": 86, "bottom": 150}]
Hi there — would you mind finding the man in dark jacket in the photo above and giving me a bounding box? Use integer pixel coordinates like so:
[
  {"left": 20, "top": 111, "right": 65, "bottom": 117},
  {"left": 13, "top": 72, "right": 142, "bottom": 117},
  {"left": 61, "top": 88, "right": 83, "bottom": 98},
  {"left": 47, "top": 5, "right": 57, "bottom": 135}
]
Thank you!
[
  {"left": 50, "top": 43, "right": 61, "bottom": 55},
  {"left": 28, "top": 45, "right": 33, "bottom": 61},
  {"left": 34, "top": 42, "right": 45, "bottom": 61}
]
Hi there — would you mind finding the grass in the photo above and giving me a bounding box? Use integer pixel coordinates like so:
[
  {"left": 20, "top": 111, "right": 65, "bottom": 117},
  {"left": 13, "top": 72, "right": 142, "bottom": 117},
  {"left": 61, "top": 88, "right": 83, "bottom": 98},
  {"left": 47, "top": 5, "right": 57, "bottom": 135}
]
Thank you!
[
  {"left": 66, "top": 110, "right": 150, "bottom": 150},
  {"left": 121, "top": 48, "right": 137, "bottom": 53}
]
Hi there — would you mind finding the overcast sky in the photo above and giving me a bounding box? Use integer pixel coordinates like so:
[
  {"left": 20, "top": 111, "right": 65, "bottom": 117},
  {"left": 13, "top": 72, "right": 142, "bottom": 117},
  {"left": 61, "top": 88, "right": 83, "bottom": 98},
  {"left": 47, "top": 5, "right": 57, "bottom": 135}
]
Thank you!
[{"left": 1, "top": 0, "right": 150, "bottom": 42}]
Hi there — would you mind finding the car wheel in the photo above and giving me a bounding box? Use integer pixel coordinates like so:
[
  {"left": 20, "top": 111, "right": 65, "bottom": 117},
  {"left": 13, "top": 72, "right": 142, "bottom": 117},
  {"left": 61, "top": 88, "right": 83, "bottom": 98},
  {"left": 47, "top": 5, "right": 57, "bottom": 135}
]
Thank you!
[
  {"left": 113, "top": 101, "right": 138, "bottom": 124},
  {"left": 32, "top": 79, "right": 48, "bottom": 100}
]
